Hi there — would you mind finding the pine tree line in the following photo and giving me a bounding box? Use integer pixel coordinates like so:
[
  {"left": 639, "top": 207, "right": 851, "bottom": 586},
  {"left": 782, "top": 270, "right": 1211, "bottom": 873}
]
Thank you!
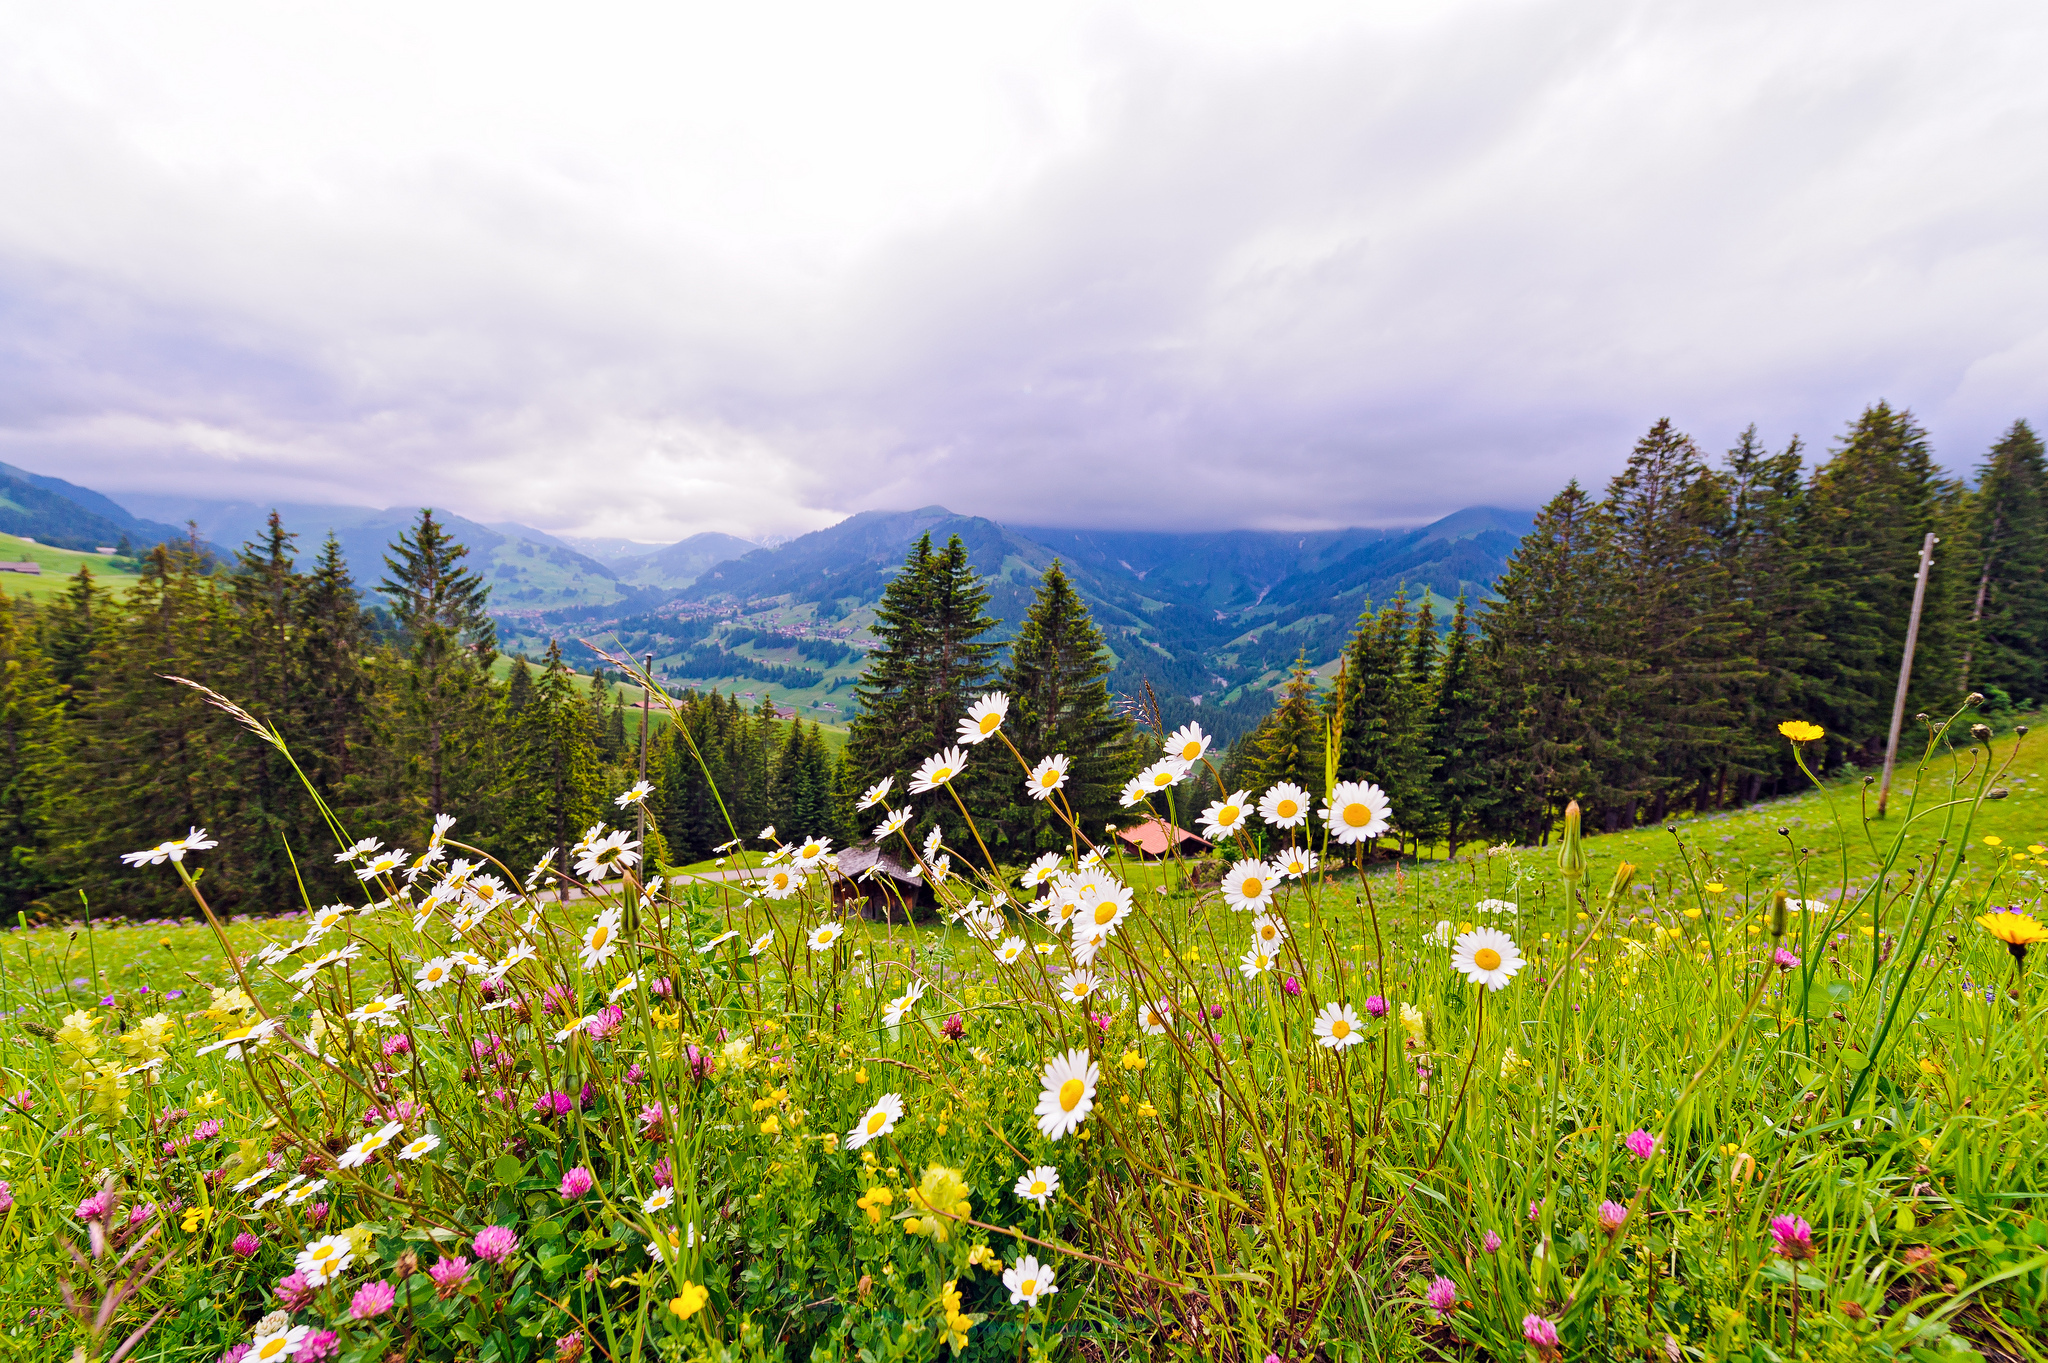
[{"left": 1231, "top": 407, "right": 2048, "bottom": 850}]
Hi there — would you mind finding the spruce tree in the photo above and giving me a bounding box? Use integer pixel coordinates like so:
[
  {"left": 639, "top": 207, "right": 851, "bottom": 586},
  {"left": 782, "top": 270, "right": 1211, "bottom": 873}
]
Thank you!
[
  {"left": 1327, "top": 591, "right": 1433, "bottom": 842},
  {"left": 1429, "top": 596, "right": 1491, "bottom": 857},
  {"left": 504, "top": 640, "right": 605, "bottom": 874},
  {"left": 296, "top": 533, "right": 377, "bottom": 800},
  {"left": 1802, "top": 404, "right": 1964, "bottom": 754},
  {"left": 378, "top": 510, "right": 497, "bottom": 820},
  {"left": 995, "top": 561, "right": 1131, "bottom": 855},
  {"left": 1475, "top": 482, "right": 1623, "bottom": 843},
  {"left": 0, "top": 596, "right": 69, "bottom": 913},
  {"left": 1962, "top": 419, "right": 2048, "bottom": 704},
  {"left": 38, "top": 566, "right": 112, "bottom": 700},
  {"left": 1246, "top": 655, "right": 1325, "bottom": 795}
]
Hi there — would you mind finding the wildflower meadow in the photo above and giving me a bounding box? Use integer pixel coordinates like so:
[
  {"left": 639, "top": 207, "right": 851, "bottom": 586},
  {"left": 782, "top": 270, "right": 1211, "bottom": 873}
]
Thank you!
[{"left": 2, "top": 676, "right": 2046, "bottom": 1363}]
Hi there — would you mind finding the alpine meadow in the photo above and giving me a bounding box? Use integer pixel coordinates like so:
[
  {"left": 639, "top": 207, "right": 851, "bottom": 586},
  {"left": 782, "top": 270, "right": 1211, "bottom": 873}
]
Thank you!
[{"left": 7, "top": 403, "right": 2048, "bottom": 1363}]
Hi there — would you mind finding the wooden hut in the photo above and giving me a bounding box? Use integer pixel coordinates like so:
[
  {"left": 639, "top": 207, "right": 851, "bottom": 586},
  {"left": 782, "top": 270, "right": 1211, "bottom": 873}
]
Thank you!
[{"left": 832, "top": 844, "right": 935, "bottom": 923}]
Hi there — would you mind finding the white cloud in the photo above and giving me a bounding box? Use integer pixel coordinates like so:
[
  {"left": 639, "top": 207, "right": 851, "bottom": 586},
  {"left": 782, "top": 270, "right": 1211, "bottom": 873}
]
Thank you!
[{"left": 0, "top": 0, "right": 2043, "bottom": 538}]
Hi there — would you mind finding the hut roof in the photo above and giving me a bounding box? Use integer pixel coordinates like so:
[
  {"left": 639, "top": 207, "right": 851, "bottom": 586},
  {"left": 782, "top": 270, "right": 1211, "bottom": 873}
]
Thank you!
[
  {"left": 1115, "top": 819, "right": 1211, "bottom": 856},
  {"left": 834, "top": 843, "right": 922, "bottom": 883}
]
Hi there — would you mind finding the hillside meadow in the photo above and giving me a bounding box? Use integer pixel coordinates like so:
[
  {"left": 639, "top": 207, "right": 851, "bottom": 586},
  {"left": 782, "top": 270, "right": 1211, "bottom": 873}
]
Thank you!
[{"left": 0, "top": 698, "right": 2043, "bottom": 1363}]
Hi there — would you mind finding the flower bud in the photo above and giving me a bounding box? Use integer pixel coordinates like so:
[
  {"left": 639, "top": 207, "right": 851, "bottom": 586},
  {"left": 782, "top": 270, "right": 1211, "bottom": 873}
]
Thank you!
[
  {"left": 1556, "top": 801, "right": 1586, "bottom": 883},
  {"left": 1989, "top": 787, "right": 2010, "bottom": 801},
  {"left": 1606, "top": 861, "right": 1636, "bottom": 903},
  {"left": 1971, "top": 723, "right": 1993, "bottom": 744},
  {"left": 1769, "top": 891, "right": 1789, "bottom": 940},
  {"left": 1967, "top": 692, "right": 1986, "bottom": 706}
]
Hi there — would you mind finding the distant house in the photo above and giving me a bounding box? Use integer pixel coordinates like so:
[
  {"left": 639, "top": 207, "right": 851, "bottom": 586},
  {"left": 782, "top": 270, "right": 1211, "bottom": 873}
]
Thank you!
[
  {"left": 1115, "top": 818, "right": 1211, "bottom": 860},
  {"left": 0, "top": 561, "right": 41, "bottom": 576},
  {"left": 832, "top": 844, "right": 933, "bottom": 923},
  {"left": 774, "top": 706, "right": 798, "bottom": 720}
]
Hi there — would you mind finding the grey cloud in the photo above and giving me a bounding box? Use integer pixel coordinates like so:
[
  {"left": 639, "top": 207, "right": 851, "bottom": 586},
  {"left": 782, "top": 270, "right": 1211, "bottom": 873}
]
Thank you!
[{"left": 0, "top": 0, "right": 2043, "bottom": 538}]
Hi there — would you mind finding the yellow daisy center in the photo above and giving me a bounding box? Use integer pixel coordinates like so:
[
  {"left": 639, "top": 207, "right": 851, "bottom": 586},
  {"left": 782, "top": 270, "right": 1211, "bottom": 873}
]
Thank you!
[
  {"left": 1179, "top": 743, "right": 1200, "bottom": 760},
  {"left": 257, "top": 1341, "right": 291, "bottom": 1361},
  {"left": 1093, "top": 902, "right": 1118, "bottom": 925},
  {"left": 1241, "top": 877, "right": 1262, "bottom": 897},
  {"left": 590, "top": 926, "right": 609, "bottom": 948},
  {"left": 1030, "top": 1180, "right": 1047, "bottom": 1194},
  {"left": 1343, "top": 802, "right": 1371, "bottom": 827},
  {"left": 1058, "top": 1078, "right": 1084, "bottom": 1111},
  {"left": 934, "top": 766, "right": 953, "bottom": 781},
  {"left": 1277, "top": 799, "right": 1298, "bottom": 817},
  {"left": 866, "top": 1111, "right": 887, "bottom": 1134},
  {"left": 1220, "top": 806, "right": 1239, "bottom": 824},
  {"left": 311, "top": 1244, "right": 337, "bottom": 1262},
  {"left": 1474, "top": 947, "right": 1502, "bottom": 971},
  {"left": 979, "top": 713, "right": 1000, "bottom": 733},
  {"left": 1021, "top": 1278, "right": 1038, "bottom": 1295},
  {"left": 1332, "top": 1019, "right": 1350, "bottom": 1039},
  {"left": 1260, "top": 925, "right": 1276, "bottom": 941}
]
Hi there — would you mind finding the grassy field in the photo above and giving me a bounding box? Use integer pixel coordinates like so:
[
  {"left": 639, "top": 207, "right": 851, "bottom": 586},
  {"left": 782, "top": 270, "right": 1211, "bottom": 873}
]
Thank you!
[
  {"left": 0, "top": 532, "right": 145, "bottom": 603},
  {"left": 2, "top": 722, "right": 2044, "bottom": 1362}
]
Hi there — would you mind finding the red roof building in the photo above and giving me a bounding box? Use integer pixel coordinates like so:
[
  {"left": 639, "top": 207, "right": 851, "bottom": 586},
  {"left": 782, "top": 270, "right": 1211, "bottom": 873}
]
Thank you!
[{"left": 1114, "top": 819, "right": 1212, "bottom": 858}]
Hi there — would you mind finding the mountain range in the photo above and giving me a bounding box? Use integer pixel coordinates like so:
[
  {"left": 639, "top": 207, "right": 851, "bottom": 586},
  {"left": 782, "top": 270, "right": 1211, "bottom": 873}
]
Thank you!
[{"left": 0, "top": 467, "right": 1532, "bottom": 744}]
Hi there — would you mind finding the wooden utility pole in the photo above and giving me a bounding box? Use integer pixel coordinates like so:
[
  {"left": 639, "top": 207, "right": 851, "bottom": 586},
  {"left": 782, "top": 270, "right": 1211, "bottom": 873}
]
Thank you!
[
  {"left": 1877, "top": 532, "right": 1939, "bottom": 817},
  {"left": 637, "top": 653, "right": 653, "bottom": 851}
]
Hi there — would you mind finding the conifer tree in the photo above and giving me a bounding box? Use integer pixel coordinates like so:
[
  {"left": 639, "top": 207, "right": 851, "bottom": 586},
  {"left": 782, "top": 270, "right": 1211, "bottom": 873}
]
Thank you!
[
  {"left": 1710, "top": 427, "right": 1822, "bottom": 802},
  {"left": 296, "top": 533, "right": 377, "bottom": 799},
  {"left": 378, "top": 510, "right": 497, "bottom": 821},
  {"left": 1429, "top": 596, "right": 1491, "bottom": 856},
  {"left": 506, "top": 656, "right": 536, "bottom": 716},
  {"left": 1802, "top": 404, "right": 1965, "bottom": 753},
  {"left": 504, "top": 640, "right": 605, "bottom": 875},
  {"left": 0, "top": 596, "right": 69, "bottom": 912},
  {"left": 1475, "top": 482, "right": 1622, "bottom": 843},
  {"left": 38, "top": 566, "right": 112, "bottom": 700},
  {"left": 1962, "top": 419, "right": 2048, "bottom": 704},
  {"left": 846, "top": 534, "right": 1001, "bottom": 851},
  {"left": 995, "top": 561, "right": 1130, "bottom": 855},
  {"left": 1245, "top": 655, "right": 1325, "bottom": 795},
  {"left": 1327, "top": 591, "right": 1433, "bottom": 842}
]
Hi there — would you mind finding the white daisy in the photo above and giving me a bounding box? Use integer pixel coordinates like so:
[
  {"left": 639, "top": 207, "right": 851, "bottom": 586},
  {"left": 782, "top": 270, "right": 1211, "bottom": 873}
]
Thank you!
[
  {"left": 579, "top": 909, "right": 624, "bottom": 970},
  {"left": 1020, "top": 852, "right": 1062, "bottom": 888},
  {"left": 873, "top": 808, "right": 912, "bottom": 839},
  {"left": 641, "top": 1186, "right": 676, "bottom": 1214},
  {"left": 759, "top": 866, "right": 804, "bottom": 900},
  {"left": 1013, "top": 1165, "right": 1060, "bottom": 1208},
  {"left": 489, "top": 942, "right": 538, "bottom": 981},
  {"left": 342, "top": 992, "right": 406, "bottom": 1026},
  {"left": 1165, "top": 722, "right": 1210, "bottom": 765},
  {"left": 882, "top": 981, "right": 926, "bottom": 1027},
  {"left": 302, "top": 906, "right": 351, "bottom": 940},
  {"left": 397, "top": 1133, "right": 441, "bottom": 1161},
  {"left": 1220, "top": 859, "right": 1278, "bottom": 912},
  {"left": 696, "top": 930, "right": 741, "bottom": 955},
  {"left": 909, "top": 746, "right": 969, "bottom": 793},
  {"left": 1451, "top": 928, "right": 1525, "bottom": 991},
  {"left": 1276, "top": 847, "right": 1318, "bottom": 879},
  {"left": 1074, "top": 882, "right": 1134, "bottom": 939},
  {"left": 846, "top": 1092, "right": 904, "bottom": 1149},
  {"left": 1003, "top": 1255, "right": 1056, "bottom": 1308},
  {"left": 1137, "top": 759, "right": 1188, "bottom": 794},
  {"left": 282, "top": 1177, "right": 326, "bottom": 1206},
  {"left": 758, "top": 825, "right": 777, "bottom": 842},
  {"left": 1057, "top": 969, "right": 1100, "bottom": 1005},
  {"left": 295, "top": 1233, "right": 355, "bottom": 1285},
  {"left": 1117, "top": 776, "right": 1149, "bottom": 808},
  {"left": 357, "top": 849, "right": 409, "bottom": 880},
  {"left": 1250, "top": 913, "right": 1288, "bottom": 955},
  {"left": 1323, "top": 780, "right": 1392, "bottom": 844},
  {"left": 857, "top": 777, "right": 893, "bottom": 810},
  {"left": 922, "top": 825, "right": 945, "bottom": 859},
  {"left": 748, "top": 931, "right": 774, "bottom": 955},
  {"left": 792, "top": 836, "right": 833, "bottom": 870},
  {"left": 1136, "top": 997, "right": 1172, "bottom": 1035},
  {"left": 231, "top": 1166, "right": 275, "bottom": 1194},
  {"left": 957, "top": 691, "right": 1010, "bottom": 745},
  {"left": 1313, "top": 1001, "right": 1366, "bottom": 1050},
  {"left": 334, "top": 837, "right": 383, "bottom": 864},
  {"left": 1033, "top": 1048, "right": 1097, "bottom": 1141},
  {"left": 195, "top": 1018, "right": 281, "bottom": 1058},
  {"left": 1198, "top": 790, "right": 1253, "bottom": 841},
  {"left": 1026, "top": 755, "right": 1070, "bottom": 800},
  {"left": 247, "top": 1324, "right": 311, "bottom": 1362},
  {"left": 1475, "top": 899, "right": 1518, "bottom": 917},
  {"left": 413, "top": 957, "right": 457, "bottom": 991},
  {"left": 337, "top": 1120, "right": 404, "bottom": 1169},
  {"left": 995, "top": 936, "right": 1027, "bottom": 964},
  {"left": 450, "top": 949, "right": 490, "bottom": 975},
  {"left": 1258, "top": 782, "right": 1311, "bottom": 829},
  {"left": 808, "top": 922, "right": 845, "bottom": 952},
  {"left": 1238, "top": 945, "right": 1277, "bottom": 981},
  {"left": 615, "top": 780, "right": 654, "bottom": 808}
]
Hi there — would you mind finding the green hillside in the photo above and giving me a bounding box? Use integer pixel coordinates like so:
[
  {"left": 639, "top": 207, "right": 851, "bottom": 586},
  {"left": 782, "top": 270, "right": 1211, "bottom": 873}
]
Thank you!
[{"left": 0, "top": 532, "right": 146, "bottom": 603}]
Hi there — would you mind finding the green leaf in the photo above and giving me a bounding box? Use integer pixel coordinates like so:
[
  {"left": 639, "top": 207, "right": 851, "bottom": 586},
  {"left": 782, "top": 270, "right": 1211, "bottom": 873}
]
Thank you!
[{"left": 493, "top": 1152, "right": 524, "bottom": 1184}]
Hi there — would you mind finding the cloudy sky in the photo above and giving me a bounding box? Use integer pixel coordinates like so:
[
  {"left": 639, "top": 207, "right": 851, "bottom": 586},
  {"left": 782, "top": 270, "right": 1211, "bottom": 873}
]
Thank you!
[{"left": 1, "top": 0, "right": 2043, "bottom": 542}]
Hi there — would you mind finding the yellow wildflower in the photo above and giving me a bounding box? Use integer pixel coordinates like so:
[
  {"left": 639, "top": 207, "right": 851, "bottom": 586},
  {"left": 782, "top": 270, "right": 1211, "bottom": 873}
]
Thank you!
[
  {"left": 856, "top": 1186, "right": 895, "bottom": 1224},
  {"left": 1777, "top": 720, "right": 1824, "bottom": 743},
  {"left": 1119, "top": 1050, "right": 1145, "bottom": 1072},
  {"left": 669, "top": 1281, "right": 709, "bottom": 1319}
]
